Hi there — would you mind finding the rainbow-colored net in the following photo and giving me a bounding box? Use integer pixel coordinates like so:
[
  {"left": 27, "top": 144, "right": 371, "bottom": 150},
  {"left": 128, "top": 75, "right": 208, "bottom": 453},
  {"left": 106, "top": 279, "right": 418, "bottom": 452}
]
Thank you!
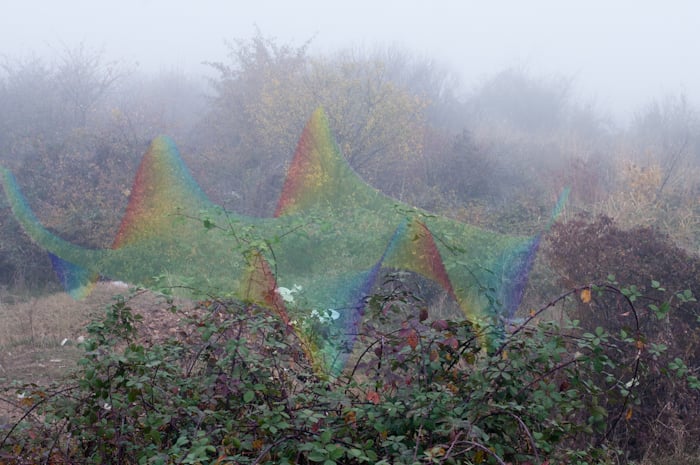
[{"left": 0, "top": 108, "right": 565, "bottom": 376}]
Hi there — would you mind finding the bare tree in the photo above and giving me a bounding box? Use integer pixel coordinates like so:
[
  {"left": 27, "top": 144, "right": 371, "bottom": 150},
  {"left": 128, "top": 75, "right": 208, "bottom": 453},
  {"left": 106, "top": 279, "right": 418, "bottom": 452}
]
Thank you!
[
  {"left": 54, "top": 43, "right": 123, "bottom": 126},
  {"left": 631, "top": 93, "right": 700, "bottom": 198},
  {"left": 467, "top": 67, "right": 572, "bottom": 132}
]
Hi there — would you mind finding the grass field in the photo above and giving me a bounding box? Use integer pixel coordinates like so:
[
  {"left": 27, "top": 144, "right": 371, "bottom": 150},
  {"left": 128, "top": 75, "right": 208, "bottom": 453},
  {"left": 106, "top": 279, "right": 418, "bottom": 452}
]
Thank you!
[
  {"left": 0, "top": 282, "right": 195, "bottom": 384},
  {"left": 0, "top": 284, "right": 108, "bottom": 383}
]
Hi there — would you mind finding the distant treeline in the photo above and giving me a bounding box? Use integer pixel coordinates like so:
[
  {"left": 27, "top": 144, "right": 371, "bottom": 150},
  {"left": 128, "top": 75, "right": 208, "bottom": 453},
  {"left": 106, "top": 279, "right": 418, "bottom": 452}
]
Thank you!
[{"left": 0, "top": 33, "right": 698, "bottom": 287}]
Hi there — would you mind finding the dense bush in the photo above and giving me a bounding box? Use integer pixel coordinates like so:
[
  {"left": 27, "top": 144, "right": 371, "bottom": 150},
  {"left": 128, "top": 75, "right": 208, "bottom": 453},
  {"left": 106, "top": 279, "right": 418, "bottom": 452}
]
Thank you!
[
  {"left": 1, "top": 275, "right": 683, "bottom": 464},
  {"left": 546, "top": 213, "right": 700, "bottom": 459}
]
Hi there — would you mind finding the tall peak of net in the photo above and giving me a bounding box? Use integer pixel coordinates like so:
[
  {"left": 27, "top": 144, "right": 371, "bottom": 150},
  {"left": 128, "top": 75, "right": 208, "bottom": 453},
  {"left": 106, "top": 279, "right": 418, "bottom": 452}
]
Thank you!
[
  {"left": 275, "top": 107, "right": 351, "bottom": 216},
  {"left": 113, "top": 136, "right": 211, "bottom": 248}
]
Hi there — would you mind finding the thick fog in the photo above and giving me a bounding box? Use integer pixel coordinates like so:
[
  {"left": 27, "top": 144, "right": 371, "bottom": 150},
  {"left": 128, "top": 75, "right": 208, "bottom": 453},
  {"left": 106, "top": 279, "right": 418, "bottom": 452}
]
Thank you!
[
  {"left": 3, "top": 5, "right": 700, "bottom": 461},
  {"left": 2, "top": 0, "right": 699, "bottom": 122}
]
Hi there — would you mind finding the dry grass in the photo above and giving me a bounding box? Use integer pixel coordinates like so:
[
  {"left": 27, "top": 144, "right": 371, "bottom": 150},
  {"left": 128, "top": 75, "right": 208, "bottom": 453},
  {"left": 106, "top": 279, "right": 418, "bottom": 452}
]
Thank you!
[
  {"left": 0, "top": 282, "right": 193, "bottom": 384},
  {"left": 639, "top": 456, "right": 700, "bottom": 465},
  {"left": 593, "top": 160, "right": 700, "bottom": 254}
]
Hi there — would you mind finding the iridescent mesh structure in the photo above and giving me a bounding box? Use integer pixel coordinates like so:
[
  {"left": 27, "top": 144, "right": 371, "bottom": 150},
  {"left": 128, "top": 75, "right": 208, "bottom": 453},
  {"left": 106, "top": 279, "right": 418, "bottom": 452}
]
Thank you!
[{"left": 0, "top": 108, "right": 567, "bottom": 376}]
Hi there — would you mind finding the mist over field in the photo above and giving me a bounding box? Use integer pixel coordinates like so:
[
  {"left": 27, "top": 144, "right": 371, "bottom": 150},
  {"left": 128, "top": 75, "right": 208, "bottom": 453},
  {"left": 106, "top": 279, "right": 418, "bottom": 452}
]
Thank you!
[
  {"left": 1, "top": 2, "right": 700, "bottom": 463},
  {"left": 2, "top": 0, "right": 699, "bottom": 122}
]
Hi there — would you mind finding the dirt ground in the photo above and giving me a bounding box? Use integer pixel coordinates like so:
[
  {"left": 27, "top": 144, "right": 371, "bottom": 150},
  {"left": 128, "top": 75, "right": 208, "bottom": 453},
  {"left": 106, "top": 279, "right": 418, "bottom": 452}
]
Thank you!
[{"left": 0, "top": 282, "right": 195, "bottom": 385}]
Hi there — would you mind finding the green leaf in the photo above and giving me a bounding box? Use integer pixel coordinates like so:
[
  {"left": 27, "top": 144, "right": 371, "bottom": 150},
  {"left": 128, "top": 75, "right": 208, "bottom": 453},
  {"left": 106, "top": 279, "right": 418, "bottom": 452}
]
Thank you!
[
  {"left": 320, "top": 429, "right": 332, "bottom": 444},
  {"left": 327, "top": 445, "right": 344, "bottom": 460},
  {"left": 243, "top": 391, "right": 255, "bottom": 403},
  {"left": 308, "top": 450, "right": 327, "bottom": 462}
]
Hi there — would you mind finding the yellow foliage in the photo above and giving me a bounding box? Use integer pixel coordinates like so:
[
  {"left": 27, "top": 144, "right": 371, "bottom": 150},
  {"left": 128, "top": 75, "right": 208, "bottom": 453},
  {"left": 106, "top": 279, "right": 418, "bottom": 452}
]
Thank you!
[
  {"left": 596, "top": 157, "right": 700, "bottom": 251},
  {"left": 580, "top": 288, "right": 592, "bottom": 304},
  {"left": 621, "top": 160, "right": 662, "bottom": 204},
  {"left": 243, "top": 56, "right": 428, "bottom": 182},
  {"left": 252, "top": 438, "right": 264, "bottom": 450}
]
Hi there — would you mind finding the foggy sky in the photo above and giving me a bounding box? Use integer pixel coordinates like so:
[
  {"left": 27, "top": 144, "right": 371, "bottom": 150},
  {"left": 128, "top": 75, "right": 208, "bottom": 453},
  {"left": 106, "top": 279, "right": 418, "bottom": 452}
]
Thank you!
[{"left": 2, "top": 0, "right": 699, "bottom": 122}]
